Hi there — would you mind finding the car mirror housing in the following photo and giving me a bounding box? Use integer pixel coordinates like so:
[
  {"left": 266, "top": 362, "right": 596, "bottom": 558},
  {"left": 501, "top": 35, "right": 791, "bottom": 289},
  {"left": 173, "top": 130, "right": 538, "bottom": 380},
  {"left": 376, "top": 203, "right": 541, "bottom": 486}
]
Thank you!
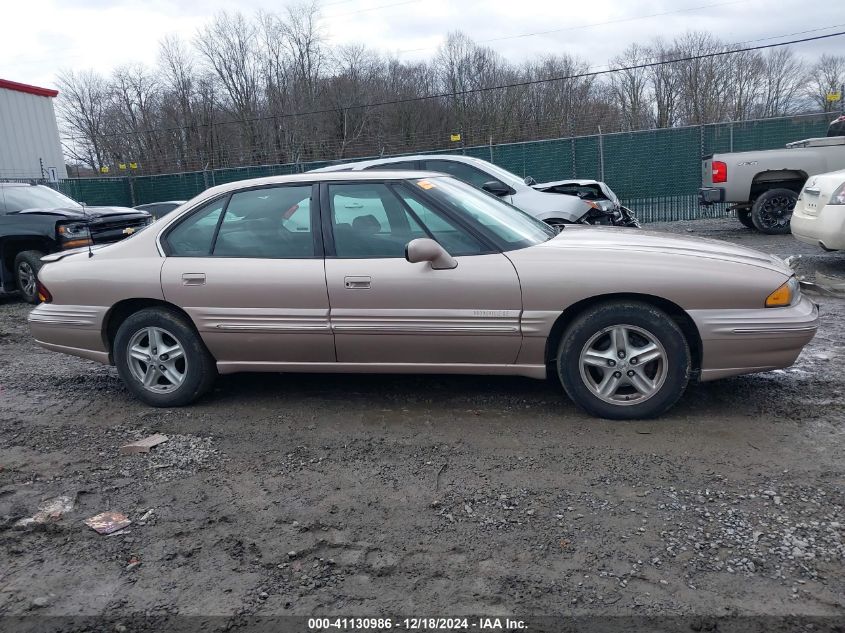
[
  {"left": 405, "top": 238, "right": 457, "bottom": 270},
  {"left": 481, "top": 181, "right": 514, "bottom": 197}
]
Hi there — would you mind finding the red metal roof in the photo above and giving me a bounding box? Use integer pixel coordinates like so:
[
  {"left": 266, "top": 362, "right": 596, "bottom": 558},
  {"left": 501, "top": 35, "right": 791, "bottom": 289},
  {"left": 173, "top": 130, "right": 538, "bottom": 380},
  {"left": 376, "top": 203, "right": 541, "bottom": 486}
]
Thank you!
[{"left": 0, "top": 78, "right": 59, "bottom": 98}]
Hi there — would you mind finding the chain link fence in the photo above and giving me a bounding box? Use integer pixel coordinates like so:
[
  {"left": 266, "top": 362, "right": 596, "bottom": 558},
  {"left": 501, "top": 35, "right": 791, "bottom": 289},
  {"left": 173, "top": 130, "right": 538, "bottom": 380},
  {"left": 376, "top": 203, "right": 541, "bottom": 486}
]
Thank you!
[{"left": 5, "top": 111, "right": 836, "bottom": 223}]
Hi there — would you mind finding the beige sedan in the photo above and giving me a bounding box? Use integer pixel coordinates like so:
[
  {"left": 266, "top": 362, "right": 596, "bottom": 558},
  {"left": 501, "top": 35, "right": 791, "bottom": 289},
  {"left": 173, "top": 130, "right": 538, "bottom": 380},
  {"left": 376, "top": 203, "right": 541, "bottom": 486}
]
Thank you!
[{"left": 29, "top": 172, "right": 818, "bottom": 419}]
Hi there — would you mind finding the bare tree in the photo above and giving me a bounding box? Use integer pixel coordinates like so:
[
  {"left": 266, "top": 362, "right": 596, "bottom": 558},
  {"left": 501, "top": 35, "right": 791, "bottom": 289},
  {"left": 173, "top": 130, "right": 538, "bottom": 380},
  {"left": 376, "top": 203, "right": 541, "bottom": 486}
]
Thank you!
[
  {"left": 55, "top": 70, "right": 110, "bottom": 170},
  {"left": 757, "top": 48, "right": 805, "bottom": 117},
  {"left": 610, "top": 44, "right": 653, "bottom": 130},
  {"left": 806, "top": 54, "right": 845, "bottom": 113}
]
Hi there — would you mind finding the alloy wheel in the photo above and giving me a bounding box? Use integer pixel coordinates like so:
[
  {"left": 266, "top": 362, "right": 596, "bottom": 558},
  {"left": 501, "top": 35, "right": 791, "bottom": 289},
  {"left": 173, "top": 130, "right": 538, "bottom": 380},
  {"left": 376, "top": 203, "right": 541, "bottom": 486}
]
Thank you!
[
  {"left": 757, "top": 194, "right": 795, "bottom": 229},
  {"left": 17, "top": 262, "right": 36, "bottom": 298},
  {"left": 126, "top": 327, "right": 188, "bottom": 393},
  {"left": 578, "top": 324, "right": 668, "bottom": 406}
]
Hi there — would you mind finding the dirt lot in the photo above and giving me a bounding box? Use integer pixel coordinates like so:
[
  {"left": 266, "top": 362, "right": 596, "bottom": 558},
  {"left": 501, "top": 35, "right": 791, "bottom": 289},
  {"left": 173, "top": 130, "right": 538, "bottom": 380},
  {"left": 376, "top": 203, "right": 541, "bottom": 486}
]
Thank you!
[{"left": 1, "top": 218, "right": 843, "bottom": 630}]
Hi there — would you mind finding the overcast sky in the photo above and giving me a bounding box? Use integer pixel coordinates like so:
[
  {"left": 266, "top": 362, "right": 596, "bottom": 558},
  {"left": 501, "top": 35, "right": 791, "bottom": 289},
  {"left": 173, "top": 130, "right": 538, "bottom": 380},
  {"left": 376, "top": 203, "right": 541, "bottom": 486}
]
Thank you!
[{"left": 2, "top": 0, "right": 844, "bottom": 89}]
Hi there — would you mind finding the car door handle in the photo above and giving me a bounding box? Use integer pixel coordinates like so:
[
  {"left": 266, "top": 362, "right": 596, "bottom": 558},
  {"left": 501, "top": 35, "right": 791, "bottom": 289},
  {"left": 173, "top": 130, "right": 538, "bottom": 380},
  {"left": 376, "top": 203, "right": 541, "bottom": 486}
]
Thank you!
[
  {"left": 344, "top": 276, "right": 371, "bottom": 289},
  {"left": 182, "top": 273, "right": 206, "bottom": 286}
]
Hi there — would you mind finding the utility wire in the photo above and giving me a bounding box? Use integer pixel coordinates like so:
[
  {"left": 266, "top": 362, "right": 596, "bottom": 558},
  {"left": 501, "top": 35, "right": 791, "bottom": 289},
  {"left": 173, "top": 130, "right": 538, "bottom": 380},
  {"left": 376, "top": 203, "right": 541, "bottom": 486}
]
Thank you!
[
  {"left": 62, "top": 30, "right": 845, "bottom": 143},
  {"left": 397, "top": 0, "right": 748, "bottom": 54}
]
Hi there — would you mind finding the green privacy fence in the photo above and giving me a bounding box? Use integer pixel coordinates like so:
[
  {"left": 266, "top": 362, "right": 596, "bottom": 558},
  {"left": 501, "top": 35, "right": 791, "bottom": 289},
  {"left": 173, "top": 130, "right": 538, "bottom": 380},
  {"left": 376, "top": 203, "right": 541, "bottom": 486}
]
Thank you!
[{"left": 51, "top": 111, "right": 836, "bottom": 222}]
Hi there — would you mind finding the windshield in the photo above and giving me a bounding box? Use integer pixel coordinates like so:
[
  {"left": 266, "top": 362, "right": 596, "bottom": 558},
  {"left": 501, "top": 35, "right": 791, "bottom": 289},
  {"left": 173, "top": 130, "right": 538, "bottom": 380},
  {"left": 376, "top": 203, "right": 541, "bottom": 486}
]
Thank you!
[
  {"left": 412, "top": 177, "right": 555, "bottom": 250},
  {"left": 1, "top": 185, "right": 82, "bottom": 213}
]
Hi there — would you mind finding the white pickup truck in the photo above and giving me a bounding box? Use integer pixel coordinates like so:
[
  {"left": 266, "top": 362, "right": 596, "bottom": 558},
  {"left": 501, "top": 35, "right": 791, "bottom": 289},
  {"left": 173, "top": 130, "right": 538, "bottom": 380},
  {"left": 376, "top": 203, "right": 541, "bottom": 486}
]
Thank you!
[{"left": 699, "top": 115, "right": 845, "bottom": 234}]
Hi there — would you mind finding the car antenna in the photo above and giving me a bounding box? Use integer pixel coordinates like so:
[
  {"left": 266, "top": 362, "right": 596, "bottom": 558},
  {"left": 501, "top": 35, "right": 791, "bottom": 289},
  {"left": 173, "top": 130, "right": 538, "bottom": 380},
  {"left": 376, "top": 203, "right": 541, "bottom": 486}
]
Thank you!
[{"left": 80, "top": 199, "right": 94, "bottom": 258}]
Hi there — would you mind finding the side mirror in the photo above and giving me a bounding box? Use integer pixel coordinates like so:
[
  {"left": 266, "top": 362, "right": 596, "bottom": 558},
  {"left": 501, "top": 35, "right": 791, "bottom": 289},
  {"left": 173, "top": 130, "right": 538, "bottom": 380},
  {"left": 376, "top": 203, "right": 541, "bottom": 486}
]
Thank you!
[
  {"left": 523, "top": 176, "right": 536, "bottom": 186},
  {"left": 481, "top": 180, "right": 513, "bottom": 197},
  {"left": 405, "top": 238, "right": 457, "bottom": 270}
]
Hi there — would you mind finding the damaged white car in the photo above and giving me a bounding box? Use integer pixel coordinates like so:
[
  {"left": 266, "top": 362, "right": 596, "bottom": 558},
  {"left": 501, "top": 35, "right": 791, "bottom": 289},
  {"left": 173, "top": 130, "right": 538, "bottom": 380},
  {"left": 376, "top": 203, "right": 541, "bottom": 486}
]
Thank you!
[{"left": 311, "top": 155, "right": 639, "bottom": 228}]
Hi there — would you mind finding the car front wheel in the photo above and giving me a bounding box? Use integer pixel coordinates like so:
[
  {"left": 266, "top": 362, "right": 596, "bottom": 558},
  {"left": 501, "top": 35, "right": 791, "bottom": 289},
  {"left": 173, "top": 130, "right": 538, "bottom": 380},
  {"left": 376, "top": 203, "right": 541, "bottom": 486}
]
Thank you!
[
  {"left": 14, "top": 250, "right": 45, "bottom": 304},
  {"left": 114, "top": 307, "right": 216, "bottom": 407},
  {"left": 556, "top": 302, "right": 691, "bottom": 420}
]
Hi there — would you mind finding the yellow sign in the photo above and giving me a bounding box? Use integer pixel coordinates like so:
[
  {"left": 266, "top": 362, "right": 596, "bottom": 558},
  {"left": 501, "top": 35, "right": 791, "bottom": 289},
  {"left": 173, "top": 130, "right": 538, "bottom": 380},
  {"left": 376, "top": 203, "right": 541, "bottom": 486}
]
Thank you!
[
  {"left": 450, "top": 133, "right": 461, "bottom": 142},
  {"left": 129, "top": 162, "right": 138, "bottom": 170},
  {"left": 118, "top": 163, "right": 127, "bottom": 170},
  {"left": 99, "top": 166, "right": 109, "bottom": 174},
  {"left": 827, "top": 92, "right": 842, "bottom": 102}
]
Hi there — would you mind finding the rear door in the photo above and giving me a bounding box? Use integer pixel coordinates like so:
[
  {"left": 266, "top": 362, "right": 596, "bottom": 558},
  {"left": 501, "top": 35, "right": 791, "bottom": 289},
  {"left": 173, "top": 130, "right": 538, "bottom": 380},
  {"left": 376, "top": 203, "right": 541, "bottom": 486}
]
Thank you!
[
  {"left": 160, "top": 184, "right": 334, "bottom": 366},
  {"left": 321, "top": 180, "right": 523, "bottom": 365}
]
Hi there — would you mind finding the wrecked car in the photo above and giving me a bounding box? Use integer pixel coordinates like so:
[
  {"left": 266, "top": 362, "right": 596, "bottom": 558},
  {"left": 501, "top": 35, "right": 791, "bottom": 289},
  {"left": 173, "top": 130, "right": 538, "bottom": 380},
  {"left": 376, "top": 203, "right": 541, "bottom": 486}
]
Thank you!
[{"left": 312, "top": 155, "right": 639, "bottom": 228}]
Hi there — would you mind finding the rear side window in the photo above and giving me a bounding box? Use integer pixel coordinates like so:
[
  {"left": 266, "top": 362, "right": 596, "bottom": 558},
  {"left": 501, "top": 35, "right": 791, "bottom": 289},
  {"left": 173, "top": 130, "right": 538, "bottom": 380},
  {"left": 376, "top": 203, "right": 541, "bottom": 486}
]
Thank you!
[
  {"left": 213, "top": 186, "right": 314, "bottom": 258},
  {"left": 165, "top": 197, "right": 227, "bottom": 256}
]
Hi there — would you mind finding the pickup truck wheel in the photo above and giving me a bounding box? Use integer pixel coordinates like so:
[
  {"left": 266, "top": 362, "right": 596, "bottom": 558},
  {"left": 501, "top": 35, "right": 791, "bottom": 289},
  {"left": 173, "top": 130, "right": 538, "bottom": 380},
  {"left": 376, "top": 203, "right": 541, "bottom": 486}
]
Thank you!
[
  {"left": 556, "top": 301, "right": 690, "bottom": 420},
  {"left": 751, "top": 189, "right": 796, "bottom": 235},
  {"left": 737, "top": 209, "right": 755, "bottom": 229},
  {"left": 14, "top": 251, "right": 45, "bottom": 304}
]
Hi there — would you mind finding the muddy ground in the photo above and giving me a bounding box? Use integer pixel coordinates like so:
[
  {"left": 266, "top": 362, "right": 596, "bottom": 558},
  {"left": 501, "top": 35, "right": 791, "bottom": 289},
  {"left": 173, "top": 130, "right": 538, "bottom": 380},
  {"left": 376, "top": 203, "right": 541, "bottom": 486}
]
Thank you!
[{"left": 0, "top": 218, "right": 843, "bottom": 630}]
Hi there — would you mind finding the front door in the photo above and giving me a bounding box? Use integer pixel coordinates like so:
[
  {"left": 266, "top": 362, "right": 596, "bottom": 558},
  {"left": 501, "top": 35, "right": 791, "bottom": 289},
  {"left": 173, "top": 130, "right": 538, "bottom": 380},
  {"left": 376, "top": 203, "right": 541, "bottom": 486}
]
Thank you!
[
  {"left": 321, "top": 181, "right": 522, "bottom": 365},
  {"left": 160, "top": 183, "right": 334, "bottom": 367}
]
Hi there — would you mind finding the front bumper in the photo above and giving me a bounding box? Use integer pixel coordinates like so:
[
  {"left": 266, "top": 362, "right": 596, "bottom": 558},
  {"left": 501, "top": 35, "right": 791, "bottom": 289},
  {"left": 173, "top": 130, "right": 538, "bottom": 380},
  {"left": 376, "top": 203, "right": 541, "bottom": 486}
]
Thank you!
[
  {"left": 688, "top": 295, "right": 819, "bottom": 381},
  {"left": 699, "top": 187, "right": 725, "bottom": 205},
  {"left": 791, "top": 204, "right": 845, "bottom": 251}
]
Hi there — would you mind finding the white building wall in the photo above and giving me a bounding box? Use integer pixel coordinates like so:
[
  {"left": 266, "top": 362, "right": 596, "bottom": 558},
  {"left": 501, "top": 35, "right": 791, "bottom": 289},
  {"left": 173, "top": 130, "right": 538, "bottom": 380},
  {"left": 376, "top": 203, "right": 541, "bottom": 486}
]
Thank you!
[{"left": 0, "top": 87, "right": 67, "bottom": 180}]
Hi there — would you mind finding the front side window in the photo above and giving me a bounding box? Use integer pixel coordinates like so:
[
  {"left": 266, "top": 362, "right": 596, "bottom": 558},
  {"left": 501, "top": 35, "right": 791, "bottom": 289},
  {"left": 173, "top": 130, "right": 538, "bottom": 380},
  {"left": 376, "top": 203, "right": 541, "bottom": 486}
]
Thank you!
[
  {"left": 329, "top": 183, "right": 428, "bottom": 258},
  {"left": 213, "top": 186, "right": 314, "bottom": 258},
  {"left": 393, "top": 186, "right": 487, "bottom": 256},
  {"left": 411, "top": 177, "right": 554, "bottom": 251},
  {"left": 422, "top": 160, "right": 499, "bottom": 190}
]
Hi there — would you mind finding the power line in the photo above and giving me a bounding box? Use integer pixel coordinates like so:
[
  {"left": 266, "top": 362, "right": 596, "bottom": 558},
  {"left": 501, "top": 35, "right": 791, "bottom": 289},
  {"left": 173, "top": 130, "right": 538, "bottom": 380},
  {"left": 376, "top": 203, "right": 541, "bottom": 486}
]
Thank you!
[
  {"left": 61, "top": 29, "right": 845, "bottom": 144},
  {"left": 327, "top": 0, "right": 421, "bottom": 18},
  {"left": 397, "top": 0, "right": 749, "bottom": 54}
]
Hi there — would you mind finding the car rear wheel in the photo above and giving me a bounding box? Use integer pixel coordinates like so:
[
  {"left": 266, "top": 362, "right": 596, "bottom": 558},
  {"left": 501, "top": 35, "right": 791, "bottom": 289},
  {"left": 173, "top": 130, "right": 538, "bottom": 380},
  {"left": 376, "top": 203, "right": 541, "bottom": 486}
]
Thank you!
[
  {"left": 751, "top": 189, "right": 796, "bottom": 235},
  {"left": 556, "top": 301, "right": 691, "bottom": 420},
  {"left": 114, "top": 307, "right": 216, "bottom": 407},
  {"left": 14, "top": 251, "right": 45, "bottom": 304},
  {"left": 737, "top": 209, "right": 755, "bottom": 229}
]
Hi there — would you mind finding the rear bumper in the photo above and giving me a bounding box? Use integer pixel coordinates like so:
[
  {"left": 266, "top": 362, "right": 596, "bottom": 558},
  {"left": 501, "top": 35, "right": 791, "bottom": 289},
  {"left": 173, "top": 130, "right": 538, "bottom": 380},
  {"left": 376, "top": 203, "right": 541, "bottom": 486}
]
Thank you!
[
  {"left": 28, "top": 303, "right": 110, "bottom": 364},
  {"left": 791, "top": 205, "right": 845, "bottom": 251},
  {"left": 689, "top": 295, "right": 819, "bottom": 381},
  {"left": 699, "top": 187, "right": 725, "bottom": 205}
]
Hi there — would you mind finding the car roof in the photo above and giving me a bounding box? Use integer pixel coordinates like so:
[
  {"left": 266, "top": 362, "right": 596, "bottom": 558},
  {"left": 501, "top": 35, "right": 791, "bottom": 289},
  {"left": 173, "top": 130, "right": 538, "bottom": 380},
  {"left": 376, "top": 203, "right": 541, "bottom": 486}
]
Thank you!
[
  {"left": 196, "top": 170, "right": 444, "bottom": 200},
  {"left": 311, "top": 155, "right": 488, "bottom": 172},
  {"left": 0, "top": 182, "right": 37, "bottom": 188}
]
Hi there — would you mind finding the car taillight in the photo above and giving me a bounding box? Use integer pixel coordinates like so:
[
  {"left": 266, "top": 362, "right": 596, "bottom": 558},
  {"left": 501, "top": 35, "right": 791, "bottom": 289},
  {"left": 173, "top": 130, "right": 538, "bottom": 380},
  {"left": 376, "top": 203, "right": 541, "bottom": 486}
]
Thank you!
[
  {"left": 36, "top": 279, "right": 52, "bottom": 303},
  {"left": 712, "top": 161, "right": 727, "bottom": 184},
  {"left": 829, "top": 182, "right": 845, "bottom": 205}
]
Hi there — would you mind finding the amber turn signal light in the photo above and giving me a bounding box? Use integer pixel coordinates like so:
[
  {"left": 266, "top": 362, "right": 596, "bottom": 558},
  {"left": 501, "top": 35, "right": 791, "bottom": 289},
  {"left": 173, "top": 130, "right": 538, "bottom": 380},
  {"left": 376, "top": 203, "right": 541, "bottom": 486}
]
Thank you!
[{"left": 765, "top": 278, "right": 798, "bottom": 307}]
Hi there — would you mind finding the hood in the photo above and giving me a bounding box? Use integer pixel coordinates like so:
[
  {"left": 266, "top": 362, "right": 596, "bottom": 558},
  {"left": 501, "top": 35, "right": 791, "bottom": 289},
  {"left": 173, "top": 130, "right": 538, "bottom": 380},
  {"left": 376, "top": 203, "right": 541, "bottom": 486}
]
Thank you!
[
  {"left": 533, "top": 178, "right": 601, "bottom": 188},
  {"left": 539, "top": 225, "right": 791, "bottom": 274},
  {"left": 16, "top": 206, "right": 150, "bottom": 221}
]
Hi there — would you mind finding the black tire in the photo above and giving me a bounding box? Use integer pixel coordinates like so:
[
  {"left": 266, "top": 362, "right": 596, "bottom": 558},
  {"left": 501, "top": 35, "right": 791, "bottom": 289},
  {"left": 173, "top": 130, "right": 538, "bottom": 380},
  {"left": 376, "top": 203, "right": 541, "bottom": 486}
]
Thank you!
[
  {"left": 556, "top": 301, "right": 690, "bottom": 420},
  {"left": 14, "top": 250, "right": 45, "bottom": 304},
  {"left": 736, "top": 209, "right": 755, "bottom": 230},
  {"left": 113, "top": 307, "right": 216, "bottom": 407},
  {"left": 750, "top": 188, "right": 796, "bottom": 235}
]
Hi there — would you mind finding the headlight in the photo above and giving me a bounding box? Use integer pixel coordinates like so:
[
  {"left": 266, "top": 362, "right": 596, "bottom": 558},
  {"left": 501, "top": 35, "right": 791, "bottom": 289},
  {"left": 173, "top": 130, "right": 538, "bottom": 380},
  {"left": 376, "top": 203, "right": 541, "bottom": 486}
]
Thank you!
[
  {"left": 765, "top": 276, "right": 800, "bottom": 307},
  {"left": 56, "top": 222, "right": 93, "bottom": 249},
  {"left": 57, "top": 223, "right": 91, "bottom": 240}
]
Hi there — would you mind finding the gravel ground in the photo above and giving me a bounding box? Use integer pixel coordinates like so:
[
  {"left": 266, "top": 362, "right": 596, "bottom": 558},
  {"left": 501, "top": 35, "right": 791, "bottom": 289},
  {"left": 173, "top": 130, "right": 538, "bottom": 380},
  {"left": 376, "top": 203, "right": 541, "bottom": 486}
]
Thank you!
[{"left": 0, "top": 217, "right": 843, "bottom": 630}]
